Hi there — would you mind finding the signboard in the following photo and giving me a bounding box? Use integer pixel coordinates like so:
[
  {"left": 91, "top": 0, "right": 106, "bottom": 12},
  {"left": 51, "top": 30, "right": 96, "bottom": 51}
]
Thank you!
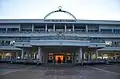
[{"left": 44, "top": 19, "right": 76, "bottom": 22}]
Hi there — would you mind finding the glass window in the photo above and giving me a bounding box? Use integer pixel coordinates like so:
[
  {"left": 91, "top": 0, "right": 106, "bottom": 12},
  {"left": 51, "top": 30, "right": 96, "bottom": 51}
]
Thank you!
[
  {"left": 101, "top": 29, "right": 112, "bottom": 33},
  {"left": 113, "top": 29, "right": 120, "bottom": 33},
  {"left": 7, "top": 28, "right": 19, "bottom": 32},
  {"left": 0, "top": 28, "right": 6, "bottom": 32},
  {"left": 88, "top": 30, "right": 98, "bottom": 32},
  {"left": 20, "top": 24, "right": 32, "bottom": 32},
  {"left": 0, "top": 40, "right": 11, "bottom": 46}
]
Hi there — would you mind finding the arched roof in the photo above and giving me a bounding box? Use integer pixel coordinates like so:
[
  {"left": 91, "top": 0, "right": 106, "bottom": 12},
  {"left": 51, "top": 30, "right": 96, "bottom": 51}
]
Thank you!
[{"left": 44, "top": 6, "right": 77, "bottom": 20}]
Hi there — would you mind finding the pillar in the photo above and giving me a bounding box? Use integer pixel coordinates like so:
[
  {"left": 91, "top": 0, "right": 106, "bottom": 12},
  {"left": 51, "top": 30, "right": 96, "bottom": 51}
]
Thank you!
[
  {"left": 65, "top": 24, "right": 67, "bottom": 32},
  {"left": 2, "top": 52, "right": 4, "bottom": 59},
  {"left": 78, "top": 48, "right": 83, "bottom": 63},
  {"left": 53, "top": 24, "right": 55, "bottom": 31},
  {"left": 6, "top": 28, "right": 8, "bottom": 32},
  {"left": 21, "top": 49, "right": 24, "bottom": 59},
  {"left": 32, "top": 24, "right": 34, "bottom": 32},
  {"left": 72, "top": 52, "right": 76, "bottom": 64},
  {"left": 84, "top": 53, "right": 86, "bottom": 60},
  {"left": 45, "top": 24, "right": 47, "bottom": 32},
  {"left": 16, "top": 52, "right": 18, "bottom": 59},
  {"left": 19, "top": 24, "right": 21, "bottom": 32},
  {"left": 33, "top": 53, "right": 36, "bottom": 59},
  {"left": 101, "top": 53, "right": 104, "bottom": 59},
  {"left": 99, "top": 27, "right": 101, "bottom": 32},
  {"left": 96, "top": 50, "right": 98, "bottom": 59},
  {"left": 112, "top": 29, "right": 114, "bottom": 33},
  {"left": 72, "top": 24, "right": 75, "bottom": 32},
  {"left": 114, "top": 52, "right": 117, "bottom": 59},
  {"left": 37, "top": 47, "right": 42, "bottom": 63},
  {"left": 10, "top": 52, "right": 12, "bottom": 59},
  {"left": 86, "top": 24, "right": 88, "bottom": 32},
  {"left": 90, "top": 52, "right": 92, "bottom": 60}
]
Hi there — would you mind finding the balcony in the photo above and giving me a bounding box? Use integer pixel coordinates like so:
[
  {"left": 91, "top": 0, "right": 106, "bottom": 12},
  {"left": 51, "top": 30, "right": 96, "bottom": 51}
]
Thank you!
[
  {"left": 30, "top": 40, "right": 90, "bottom": 46},
  {"left": 0, "top": 31, "right": 120, "bottom": 38}
]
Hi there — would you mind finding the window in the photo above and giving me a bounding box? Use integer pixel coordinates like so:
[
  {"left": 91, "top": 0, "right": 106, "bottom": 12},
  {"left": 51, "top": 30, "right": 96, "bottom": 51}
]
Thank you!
[
  {"left": 66, "top": 56, "right": 72, "bottom": 60},
  {"left": 105, "top": 41, "right": 112, "bottom": 46},
  {"left": 113, "top": 29, "right": 120, "bottom": 33},
  {"left": 0, "top": 28, "right": 6, "bottom": 32},
  {"left": 101, "top": 29, "right": 112, "bottom": 33},
  {"left": 20, "top": 24, "right": 32, "bottom": 32},
  {"left": 7, "top": 28, "right": 19, "bottom": 32},
  {"left": 0, "top": 40, "right": 11, "bottom": 46}
]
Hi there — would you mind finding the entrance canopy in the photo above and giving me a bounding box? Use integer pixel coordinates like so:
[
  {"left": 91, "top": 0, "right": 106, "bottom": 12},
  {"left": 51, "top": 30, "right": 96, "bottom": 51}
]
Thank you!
[
  {"left": 98, "top": 47, "right": 120, "bottom": 51},
  {"left": 30, "top": 40, "right": 90, "bottom": 46},
  {"left": 0, "top": 46, "right": 22, "bottom": 51}
]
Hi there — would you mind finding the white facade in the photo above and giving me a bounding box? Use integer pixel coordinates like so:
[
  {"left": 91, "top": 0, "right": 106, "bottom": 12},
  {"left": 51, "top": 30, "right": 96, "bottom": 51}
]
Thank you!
[{"left": 0, "top": 19, "right": 120, "bottom": 64}]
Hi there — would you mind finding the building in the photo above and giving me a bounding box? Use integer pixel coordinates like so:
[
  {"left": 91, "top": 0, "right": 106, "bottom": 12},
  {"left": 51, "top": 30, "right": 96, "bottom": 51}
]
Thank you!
[{"left": 0, "top": 7, "right": 120, "bottom": 65}]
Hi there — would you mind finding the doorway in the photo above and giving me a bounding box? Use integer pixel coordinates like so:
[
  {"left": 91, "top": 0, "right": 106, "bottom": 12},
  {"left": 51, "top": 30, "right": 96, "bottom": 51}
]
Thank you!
[{"left": 55, "top": 55, "right": 64, "bottom": 64}]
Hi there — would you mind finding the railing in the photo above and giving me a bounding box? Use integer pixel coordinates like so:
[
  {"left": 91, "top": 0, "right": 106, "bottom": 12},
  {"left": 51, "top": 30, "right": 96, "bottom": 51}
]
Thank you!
[
  {"left": 0, "top": 30, "right": 120, "bottom": 34},
  {"left": 13, "top": 36, "right": 105, "bottom": 43}
]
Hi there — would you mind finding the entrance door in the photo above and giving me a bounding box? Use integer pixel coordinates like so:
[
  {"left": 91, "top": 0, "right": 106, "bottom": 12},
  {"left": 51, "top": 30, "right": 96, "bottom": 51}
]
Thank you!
[{"left": 55, "top": 55, "right": 64, "bottom": 64}]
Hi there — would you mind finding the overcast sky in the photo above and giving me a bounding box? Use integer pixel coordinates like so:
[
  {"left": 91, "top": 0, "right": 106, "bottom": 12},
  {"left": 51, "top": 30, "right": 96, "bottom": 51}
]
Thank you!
[{"left": 0, "top": 0, "right": 120, "bottom": 20}]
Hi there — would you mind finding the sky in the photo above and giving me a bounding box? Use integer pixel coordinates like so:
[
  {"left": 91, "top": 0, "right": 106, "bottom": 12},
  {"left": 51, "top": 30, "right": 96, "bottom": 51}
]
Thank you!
[{"left": 0, "top": 0, "right": 120, "bottom": 20}]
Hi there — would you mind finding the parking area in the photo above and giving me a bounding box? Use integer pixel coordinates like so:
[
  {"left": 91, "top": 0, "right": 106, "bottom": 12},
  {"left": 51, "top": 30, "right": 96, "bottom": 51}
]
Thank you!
[{"left": 0, "top": 63, "right": 120, "bottom": 79}]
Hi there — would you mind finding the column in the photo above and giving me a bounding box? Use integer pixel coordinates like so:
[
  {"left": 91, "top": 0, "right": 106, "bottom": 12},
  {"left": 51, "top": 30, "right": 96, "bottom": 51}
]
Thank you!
[
  {"left": 112, "top": 29, "right": 114, "bottom": 33},
  {"left": 86, "top": 24, "right": 88, "bottom": 32},
  {"left": 78, "top": 48, "right": 83, "bottom": 63},
  {"left": 6, "top": 28, "right": 8, "bottom": 32},
  {"left": 38, "top": 47, "right": 42, "bottom": 63},
  {"left": 72, "top": 52, "right": 76, "bottom": 64},
  {"left": 96, "top": 50, "right": 98, "bottom": 59},
  {"left": 19, "top": 24, "right": 21, "bottom": 32},
  {"left": 99, "top": 27, "right": 101, "bottom": 32},
  {"left": 10, "top": 52, "right": 12, "bottom": 59},
  {"left": 101, "top": 53, "right": 104, "bottom": 59},
  {"left": 45, "top": 24, "right": 48, "bottom": 32},
  {"left": 2, "top": 52, "right": 4, "bottom": 59},
  {"left": 64, "top": 24, "right": 67, "bottom": 32},
  {"left": 33, "top": 53, "right": 36, "bottom": 59},
  {"left": 72, "top": 24, "right": 75, "bottom": 32},
  {"left": 84, "top": 53, "right": 86, "bottom": 60},
  {"left": 114, "top": 52, "right": 117, "bottom": 59},
  {"left": 65, "top": 53, "right": 67, "bottom": 63},
  {"left": 90, "top": 52, "right": 92, "bottom": 60},
  {"left": 53, "top": 24, "right": 55, "bottom": 31},
  {"left": 16, "top": 52, "right": 18, "bottom": 59},
  {"left": 21, "top": 49, "right": 24, "bottom": 59},
  {"left": 32, "top": 24, "right": 34, "bottom": 32}
]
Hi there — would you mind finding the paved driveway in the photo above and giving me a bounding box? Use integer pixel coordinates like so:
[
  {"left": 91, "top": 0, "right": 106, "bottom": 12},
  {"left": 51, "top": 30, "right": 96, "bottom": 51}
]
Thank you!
[{"left": 0, "top": 63, "right": 120, "bottom": 79}]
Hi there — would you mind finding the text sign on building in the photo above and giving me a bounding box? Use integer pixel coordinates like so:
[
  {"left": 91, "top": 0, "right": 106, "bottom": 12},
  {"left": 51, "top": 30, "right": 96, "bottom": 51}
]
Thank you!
[{"left": 44, "top": 19, "right": 76, "bottom": 22}]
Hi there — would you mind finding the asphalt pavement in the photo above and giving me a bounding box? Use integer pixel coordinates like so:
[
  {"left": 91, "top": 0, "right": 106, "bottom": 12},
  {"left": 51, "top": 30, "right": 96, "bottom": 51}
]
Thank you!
[{"left": 0, "top": 63, "right": 120, "bottom": 79}]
